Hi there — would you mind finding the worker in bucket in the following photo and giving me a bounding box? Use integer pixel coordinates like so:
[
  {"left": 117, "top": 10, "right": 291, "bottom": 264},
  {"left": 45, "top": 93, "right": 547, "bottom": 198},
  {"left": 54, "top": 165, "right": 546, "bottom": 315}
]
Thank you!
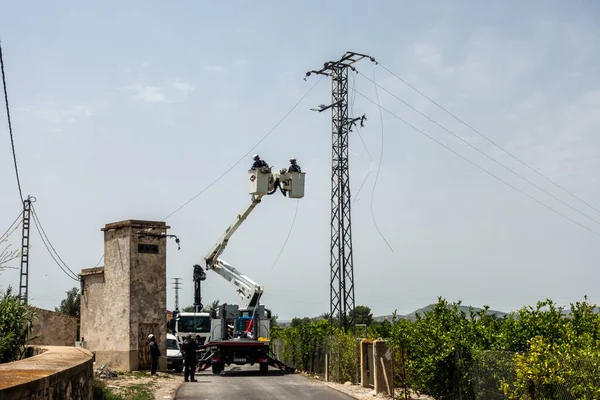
[
  {"left": 148, "top": 334, "right": 161, "bottom": 376},
  {"left": 288, "top": 157, "right": 301, "bottom": 173},
  {"left": 251, "top": 154, "right": 269, "bottom": 170}
]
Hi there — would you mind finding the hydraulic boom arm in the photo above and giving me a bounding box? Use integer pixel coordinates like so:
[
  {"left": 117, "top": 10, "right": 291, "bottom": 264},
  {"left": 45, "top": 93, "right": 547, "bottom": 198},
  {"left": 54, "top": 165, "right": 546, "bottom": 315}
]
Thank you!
[
  {"left": 196, "top": 165, "right": 305, "bottom": 310},
  {"left": 203, "top": 194, "right": 265, "bottom": 309},
  {"left": 204, "top": 194, "right": 264, "bottom": 268}
]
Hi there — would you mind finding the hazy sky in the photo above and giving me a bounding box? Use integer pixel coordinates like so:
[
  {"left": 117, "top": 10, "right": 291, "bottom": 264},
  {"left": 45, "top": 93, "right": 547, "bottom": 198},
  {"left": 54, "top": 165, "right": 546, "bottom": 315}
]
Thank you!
[{"left": 1, "top": 1, "right": 599, "bottom": 320}]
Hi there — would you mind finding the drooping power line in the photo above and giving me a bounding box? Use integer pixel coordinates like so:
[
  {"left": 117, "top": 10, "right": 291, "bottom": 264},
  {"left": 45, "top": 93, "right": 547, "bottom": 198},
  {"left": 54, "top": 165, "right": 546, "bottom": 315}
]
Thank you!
[
  {"left": 1, "top": 211, "right": 23, "bottom": 240},
  {"left": 162, "top": 76, "right": 324, "bottom": 221},
  {"left": 357, "top": 70, "right": 600, "bottom": 227},
  {"left": 377, "top": 62, "right": 600, "bottom": 217},
  {"left": 369, "top": 66, "right": 393, "bottom": 252},
  {"left": 93, "top": 77, "right": 324, "bottom": 269},
  {"left": 353, "top": 88, "right": 600, "bottom": 238},
  {"left": 0, "top": 40, "right": 23, "bottom": 202},
  {"left": 270, "top": 199, "right": 300, "bottom": 271},
  {"left": 30, "top": 204, "right": 79, "bottom": 281}
]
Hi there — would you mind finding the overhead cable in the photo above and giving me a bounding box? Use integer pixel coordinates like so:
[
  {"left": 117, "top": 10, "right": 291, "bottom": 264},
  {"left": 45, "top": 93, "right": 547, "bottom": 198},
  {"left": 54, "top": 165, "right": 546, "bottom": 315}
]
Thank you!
[
  {"left": 270, "top": 200, "right": 300, "bottom": 271},
  {"left": 30, "top": 205, "right": 80, "bottom": 281},
  {"left": 353, "top": 89, "right": 600, "bottom": 238},
  {"left": 0, "top": 40, "right": 23, "bottom": 202},
  {"left": 1, "top": 211, "right": 23, "bottom": 240},
  {"left": 377, "top": 62, "right": 600, "bottom": 216},
  {"left": 357, "top": 71, "right": 600, "bottom": 227},
  {"left": 162, "top": 77, "right": 324, "bottom": 221},
  {"left": 349, "top": 72, "right": 373, "bottom": 203},
  {"left": 369, "top": 66, "right": 393, "bottom": 252}
]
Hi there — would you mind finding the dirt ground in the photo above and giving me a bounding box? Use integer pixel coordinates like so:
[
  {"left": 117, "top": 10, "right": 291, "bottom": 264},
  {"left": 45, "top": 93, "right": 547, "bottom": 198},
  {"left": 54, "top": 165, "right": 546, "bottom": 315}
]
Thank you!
[{"left": 99, "top": 371, "right": 183, "bottom": 400}]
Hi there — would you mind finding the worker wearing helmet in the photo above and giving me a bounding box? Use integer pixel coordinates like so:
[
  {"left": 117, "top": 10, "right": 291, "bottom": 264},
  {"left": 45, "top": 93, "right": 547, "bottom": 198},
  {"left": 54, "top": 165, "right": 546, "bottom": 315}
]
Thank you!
[
  {"left": 288, "top": 157, "right": 301, "bottom": 173},
  {"left": 148, "top": 334, "right": 161, "bottom": 376},
  {"left": 251, "top": 154, "right": 269, "bottom": 170}
]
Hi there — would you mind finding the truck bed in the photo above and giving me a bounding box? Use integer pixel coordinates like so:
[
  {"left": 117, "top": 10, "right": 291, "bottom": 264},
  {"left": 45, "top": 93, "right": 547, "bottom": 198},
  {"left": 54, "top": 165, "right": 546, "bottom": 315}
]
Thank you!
[{"left": 207, "top": 339, "right": 269, "bottom": 347}]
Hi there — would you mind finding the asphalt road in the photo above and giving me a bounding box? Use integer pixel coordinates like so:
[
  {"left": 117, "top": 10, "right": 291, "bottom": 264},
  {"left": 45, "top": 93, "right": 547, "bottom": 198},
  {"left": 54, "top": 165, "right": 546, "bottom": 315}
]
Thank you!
[{"left": 174, "top": 365, "right": 354, "bottom": 400}]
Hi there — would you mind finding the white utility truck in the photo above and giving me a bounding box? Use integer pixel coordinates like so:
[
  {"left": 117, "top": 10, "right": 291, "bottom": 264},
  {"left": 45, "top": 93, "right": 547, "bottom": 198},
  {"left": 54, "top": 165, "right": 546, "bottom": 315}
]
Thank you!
[{"left": 195, "top": 162, "right": 305, "bottom": 374}]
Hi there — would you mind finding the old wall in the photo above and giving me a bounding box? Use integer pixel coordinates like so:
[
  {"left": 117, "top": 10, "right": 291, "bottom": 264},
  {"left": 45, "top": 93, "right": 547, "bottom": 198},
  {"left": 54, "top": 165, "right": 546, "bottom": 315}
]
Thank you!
[
  {"left": 0, "top": 346, "right": 93, "bottom": 400},
  {"left": 80, "top": 220, "right": 168, "bottom": 371},
  {"left": 129, "top": 222, "right": 167, "bottom": 371},
  {"left": 29, "top": 307, "right": 78, "bottom": 347}
]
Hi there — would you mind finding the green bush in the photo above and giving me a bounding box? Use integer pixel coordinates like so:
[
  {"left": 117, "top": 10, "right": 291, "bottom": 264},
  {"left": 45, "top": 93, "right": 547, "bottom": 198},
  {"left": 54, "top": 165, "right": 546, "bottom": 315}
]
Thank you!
[
  {"left": 276, "top": 297, "right": 600, "bottom": 398},
  {"left": 0, "top": 286, "right": 36, "bottom": 363}
]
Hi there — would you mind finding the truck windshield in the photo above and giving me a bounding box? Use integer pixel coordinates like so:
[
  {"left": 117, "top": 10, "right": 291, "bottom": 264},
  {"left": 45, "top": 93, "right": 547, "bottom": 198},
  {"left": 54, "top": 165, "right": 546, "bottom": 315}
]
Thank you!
[
  {"left": 178, "top": 316, "right": 211, "bottom": 333},
  {"left": 167, "top": 339, "right": 179, "bottom": 350}
]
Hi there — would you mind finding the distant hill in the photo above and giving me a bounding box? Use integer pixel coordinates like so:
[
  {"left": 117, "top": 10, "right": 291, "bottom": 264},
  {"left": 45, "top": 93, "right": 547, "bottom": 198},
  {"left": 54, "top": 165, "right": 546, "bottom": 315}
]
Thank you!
[
  {"left": 373, "top": 304, "right": 509, "bottom": 322},
  {"left": 373, "top": 304, "right": 600, "bottom": 323},
  {"left": 279, "top": 304, "right": 599, "bottom": 327}
]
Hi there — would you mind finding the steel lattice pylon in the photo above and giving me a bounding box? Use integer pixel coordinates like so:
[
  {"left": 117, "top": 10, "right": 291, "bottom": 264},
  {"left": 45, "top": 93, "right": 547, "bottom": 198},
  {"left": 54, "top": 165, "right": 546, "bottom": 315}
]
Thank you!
[{"left": 306, "top": 52, "right": 375, "bottom": 331}]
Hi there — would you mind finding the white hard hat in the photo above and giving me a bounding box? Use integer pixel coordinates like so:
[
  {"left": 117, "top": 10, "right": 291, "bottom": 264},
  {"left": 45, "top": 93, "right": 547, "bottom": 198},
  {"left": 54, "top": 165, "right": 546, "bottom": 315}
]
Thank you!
[
  {"left": 290, "top": 157, "right": 296, "bottom": 162},
  {"left": 148, "top": 334, "right": 155, "bottom": 339},
  {"left": 253, "top": 154, "right": 260, "bottom": 160}
]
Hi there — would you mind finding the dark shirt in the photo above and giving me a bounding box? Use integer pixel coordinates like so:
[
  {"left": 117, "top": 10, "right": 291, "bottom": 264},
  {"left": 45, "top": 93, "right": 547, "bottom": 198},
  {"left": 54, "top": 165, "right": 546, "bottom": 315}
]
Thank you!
[
  {"left": 252, "top": 160, "right": 268, "bottom": 169},
  {"left": 149, "top": 341, "right": 161, "bottom": 360},
  {"left": 288, "top": 164, "right": 301, "bottom": 173},
  {"left": 182, "top": 340, "right": 197, "bottom": 362}
]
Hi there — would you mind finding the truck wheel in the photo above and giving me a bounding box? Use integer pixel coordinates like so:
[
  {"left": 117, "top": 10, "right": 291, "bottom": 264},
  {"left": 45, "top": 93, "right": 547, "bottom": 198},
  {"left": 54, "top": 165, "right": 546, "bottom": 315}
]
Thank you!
[
  {"left": 212, "top": 363, "right": 224, "bottom": 374},
  {"left": 259, "top": 363, "right": 268, "bottom": 374}
]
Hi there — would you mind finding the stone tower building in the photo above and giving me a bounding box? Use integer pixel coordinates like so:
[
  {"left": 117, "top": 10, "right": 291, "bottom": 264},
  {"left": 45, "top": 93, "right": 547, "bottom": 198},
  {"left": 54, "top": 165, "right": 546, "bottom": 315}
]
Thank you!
[{"left": 80, "top": 220, "right": 169, "bottom": 371}]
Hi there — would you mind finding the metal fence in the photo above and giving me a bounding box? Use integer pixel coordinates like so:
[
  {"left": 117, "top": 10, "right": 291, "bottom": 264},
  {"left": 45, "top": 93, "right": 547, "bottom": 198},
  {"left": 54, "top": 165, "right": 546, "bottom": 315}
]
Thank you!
[
  {"left": 271, "top": 335, "right": 357, "bottom": 383},
  {"left": 390, "top": 347, "right": 600, "bottom": 400},
  {"left": 272, "top": 336, "right": 600, "bottom": 399}
]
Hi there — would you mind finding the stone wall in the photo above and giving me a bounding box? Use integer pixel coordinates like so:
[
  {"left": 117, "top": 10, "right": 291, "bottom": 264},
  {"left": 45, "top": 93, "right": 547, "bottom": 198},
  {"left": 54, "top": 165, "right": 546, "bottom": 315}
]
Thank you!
[
  {"left": 29, "top": 307, "right": 78, "bottom": 346},
  {"left": 0, "top": 346, "right": 93, "bottom": 400},
  {"left": 80, "top": 219, "right": 168, "bottom": 371}
]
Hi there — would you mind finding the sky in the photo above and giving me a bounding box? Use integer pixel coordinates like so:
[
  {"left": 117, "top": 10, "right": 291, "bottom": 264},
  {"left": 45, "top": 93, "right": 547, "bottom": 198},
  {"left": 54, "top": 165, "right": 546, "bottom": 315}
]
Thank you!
[{"left": 1, "top": 1, "right": 599, "bottom": 321}]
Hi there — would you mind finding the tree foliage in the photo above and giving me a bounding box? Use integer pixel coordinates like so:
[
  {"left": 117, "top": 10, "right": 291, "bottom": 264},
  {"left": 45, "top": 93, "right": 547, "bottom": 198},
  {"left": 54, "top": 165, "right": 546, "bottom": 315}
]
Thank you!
[
  {"left": 273, "top": 297, "right": 600, "bottom": 398},
  {"left": 55, "top": 287, "right": 80, "bottom": 317},
  {"left": 349, "top": 305, "right": 374, "bottom": 326},
  {"left": 0, "top": 286, "right": 36, "bottom": 363},
  {"left": 203, "top": 300, "right": 220, "bottom": 313}
]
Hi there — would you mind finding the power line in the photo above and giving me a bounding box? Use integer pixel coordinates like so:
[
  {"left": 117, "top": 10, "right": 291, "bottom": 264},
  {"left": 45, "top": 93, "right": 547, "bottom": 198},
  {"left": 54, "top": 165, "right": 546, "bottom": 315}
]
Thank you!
[
  {"left": 357, "top": 70, "right": 600, "bottom": 227},
  {"left": 161, "top": 76, "right": 323, "bottom": 221},
  {"left": 89, "top": 77, "right": 324, "bottom": 269},
  {"left": 369, "top": 65, "right": 393, "bottom": 252},
  {"left": 349, "top": 72, "right": 373, "bottom": 203},
  {"left": 377, "top": 62, "right": 600, "bottom": 217},
  {"left": 30, "top": 205, "right": 79, "bottom": 281},
  {"left": 1, "top": 211, "right": 23, "bottom": 240},
  {"left": 0, "top": 40, "right": 23, "bottom": 203},
  {"left": 270, "top": 199, "right": 300, "bottom": 271},
  {"left": 353, "top": 89, "right": 600, "bottom": 238}
]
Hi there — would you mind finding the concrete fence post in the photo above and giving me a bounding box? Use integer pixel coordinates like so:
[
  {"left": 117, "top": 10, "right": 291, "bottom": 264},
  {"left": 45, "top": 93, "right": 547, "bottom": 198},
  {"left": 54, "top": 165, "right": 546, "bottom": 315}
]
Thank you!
[
  {"left": 373, "top": 340, "right": 393, "bottom": 396},
  {"left": 360, "top": 339, "right": 372, "bottom": 388}
]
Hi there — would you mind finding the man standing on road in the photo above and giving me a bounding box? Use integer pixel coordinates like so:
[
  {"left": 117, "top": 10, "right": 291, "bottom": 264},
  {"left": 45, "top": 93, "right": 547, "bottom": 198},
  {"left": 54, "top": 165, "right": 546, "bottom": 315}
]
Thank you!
[
  {"left": 182, "top": 335, "right": 198, "bottom": 382},
  {"left": 148, "top": 334, "right": 161, "bottom": 376}
]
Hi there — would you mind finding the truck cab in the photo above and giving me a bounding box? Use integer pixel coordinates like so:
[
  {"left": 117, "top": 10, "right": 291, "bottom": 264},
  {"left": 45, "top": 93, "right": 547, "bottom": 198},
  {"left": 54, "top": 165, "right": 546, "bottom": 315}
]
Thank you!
[{"left": 174, "top": 311, "right": 211, "bottom": 345}]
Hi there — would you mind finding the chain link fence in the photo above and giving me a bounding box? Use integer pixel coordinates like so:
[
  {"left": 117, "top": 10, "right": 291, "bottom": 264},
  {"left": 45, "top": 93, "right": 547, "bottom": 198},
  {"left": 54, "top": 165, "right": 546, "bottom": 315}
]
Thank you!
[
  {"left": 271, "top": 334, "right": 358, "bottom": 383},
  {"left": 390, "top": 347, "right": 600, "bottom": 400}
]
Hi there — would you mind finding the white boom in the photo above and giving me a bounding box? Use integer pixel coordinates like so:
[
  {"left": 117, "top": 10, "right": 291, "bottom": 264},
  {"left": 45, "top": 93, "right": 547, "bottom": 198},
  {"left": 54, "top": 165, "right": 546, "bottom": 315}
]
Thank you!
[
  {"left": 203, "top": 194, "right": 265, "bottom": 309},
  {"left": 201, "top": 166, "right": 306, "bottom": 310}
]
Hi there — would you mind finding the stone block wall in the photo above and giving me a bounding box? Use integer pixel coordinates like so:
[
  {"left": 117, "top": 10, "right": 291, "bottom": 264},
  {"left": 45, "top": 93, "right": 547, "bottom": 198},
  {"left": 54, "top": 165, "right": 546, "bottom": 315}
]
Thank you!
[{"left": 29, "top": 307, "right": 78, "bottom": 346}]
